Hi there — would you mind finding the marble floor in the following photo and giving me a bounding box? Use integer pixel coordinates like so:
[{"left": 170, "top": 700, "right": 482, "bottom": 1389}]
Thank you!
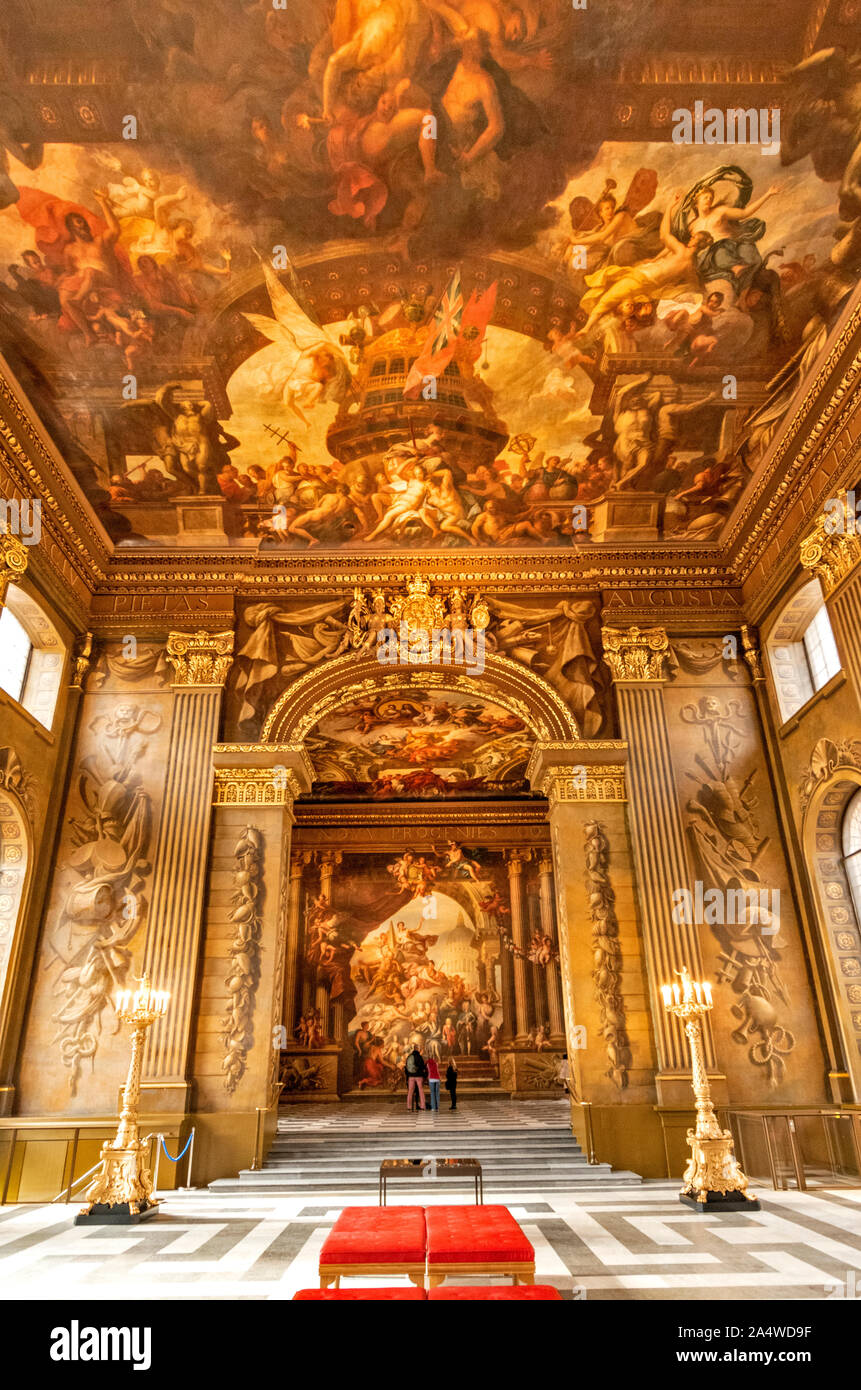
[
  {"left": 275, "top": 1098, "right": 573, "bottom": 1131},
  {"left": 2, "top": 1183, "right": 861, "bottom": 1301}
]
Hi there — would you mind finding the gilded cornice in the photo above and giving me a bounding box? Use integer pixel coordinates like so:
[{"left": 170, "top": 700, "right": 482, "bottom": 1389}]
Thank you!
[
  {"left": 799, "top": 491, "right": 861, "bottom": 598},
  {"left": 0, "top": 366, "right": 110, "bottom": 584},
  {"left": 261, "top": 649, "right": 579, "bottom": 743},
  {"left": 601, "top": 625, "right": 670, "bottom": 683},
  {"left": 0, "top": 531, "right": 28, "bottom": 604},
  {"left": 166, "top": 629, "right": 234, "bottom": 686},
  {"left": 212, "top": 768, "right": 301, "bottom": 807},
  {"left": 526, "top": 739, "right": 629, "bottom": 804}
]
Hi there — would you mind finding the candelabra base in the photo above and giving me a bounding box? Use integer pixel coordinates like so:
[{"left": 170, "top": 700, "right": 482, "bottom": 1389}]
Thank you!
[
  {"left": 679, "top": 1191, "right": 760, "bottom": 1213},
  {"left": 679, "top": 1129, "right": 760, "bottom": 1212},
  {"left": 75, "top": 1139, "right": 160, "bottom": 1224},
  {"left": 75, "top": 1201, "right": 160, "bottom": 1226}
]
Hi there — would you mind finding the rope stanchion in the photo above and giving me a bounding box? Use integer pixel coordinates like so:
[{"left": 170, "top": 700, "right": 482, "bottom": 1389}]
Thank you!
[
  {"left": 160, "top": 1134, "right": 193, "bottom": 1163},
  {"left": 152, "top": 1128, "right": 196, "bottom": 1195}
]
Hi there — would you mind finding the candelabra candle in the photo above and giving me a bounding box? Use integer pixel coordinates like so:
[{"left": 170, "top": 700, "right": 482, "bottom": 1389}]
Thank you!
[
  {"left": 75, "top": 974, "right": 171, "bottom": 1227},
  {"left": 659, "top": 964, "right": 758, "bottom": 1213}
]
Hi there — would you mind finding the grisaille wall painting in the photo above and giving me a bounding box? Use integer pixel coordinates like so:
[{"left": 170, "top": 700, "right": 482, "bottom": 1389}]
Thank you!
[{"left": 1, "top": 2, "right": 858, "bottom": 550}]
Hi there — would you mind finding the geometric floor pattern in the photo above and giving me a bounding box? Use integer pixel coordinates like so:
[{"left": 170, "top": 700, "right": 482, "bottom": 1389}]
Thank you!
[{"left": 3, "top": 1185, "right": 861, "bottom": 1300}]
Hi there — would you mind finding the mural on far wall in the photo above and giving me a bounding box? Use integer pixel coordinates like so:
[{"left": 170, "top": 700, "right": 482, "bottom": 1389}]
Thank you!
[
  {"left": 0, "top": 2, "right": 857, "bottom": 549},
  {"left": 291, "top": 843, "right": 559, "bottom": 1094}
]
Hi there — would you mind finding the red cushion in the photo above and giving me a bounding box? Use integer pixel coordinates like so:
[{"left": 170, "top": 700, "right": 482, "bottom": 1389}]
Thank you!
[
  {"left": 425, "top": 1206, "right": 534, "bottom": 1265},
  {"left": 428, "top": 1285, "right": 560, "bottom": 1300},
  {"left": 294, "top": 1288, "right": 426, "bottom": 1300},
  {"left": 319, "top": 1206, "right": 427, "bottom": 1266}
]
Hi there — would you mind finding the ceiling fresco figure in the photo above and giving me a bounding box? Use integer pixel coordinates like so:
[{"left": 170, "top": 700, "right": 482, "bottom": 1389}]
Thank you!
[{"left": 0, "top": 3, "right": 856, "bottom": 550}]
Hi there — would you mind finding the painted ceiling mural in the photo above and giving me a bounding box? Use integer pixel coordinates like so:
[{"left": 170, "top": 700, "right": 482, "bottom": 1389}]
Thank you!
[
  {"left": 0, "top": 2, "right": 858, "bottom": 551},
  {"left": 306, "top": 687, "right": 534, "bottom": 798}
]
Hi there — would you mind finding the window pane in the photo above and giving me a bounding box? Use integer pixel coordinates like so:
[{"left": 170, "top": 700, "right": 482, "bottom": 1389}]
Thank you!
[
  {"left": 843, "top": 789, "right": 861, "bottom": 930},
  {"left": 0, "top": 606, "right": 31, "bottom": 703},
  {"left": 802, "top": 605, "right": 841, "bottom": 691}
]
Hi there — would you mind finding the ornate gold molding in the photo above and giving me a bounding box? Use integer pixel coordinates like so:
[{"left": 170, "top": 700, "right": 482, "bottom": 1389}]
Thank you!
[
  {"left": 542, "top": 767, "right": 628, "bottom": 804},
  {"left": 527, "top": 740, "right": 629, "bottom": 803},
  {"left": 740, "top": 624, "right": 764, "bottom": 683},
  {"left": 213, "top": 767, "right": 303, "bottom": 807},
  {"left": 601, "top": 625, "right": 670, "bottom": 683},
  {"left": 800, "top": 492, "right": 861, "bottom": 598},
  {"left": 262, "top": 649, "right": 578, "bottom": 744},
  {"left": 0, "top": 531, "right": 28, "bottom": 605},
  {"left": 69, "top": 631, "right": 93, "bottom": 690},
  {"left": 166, "top": 629, "right": 234, "bottom": 686}
]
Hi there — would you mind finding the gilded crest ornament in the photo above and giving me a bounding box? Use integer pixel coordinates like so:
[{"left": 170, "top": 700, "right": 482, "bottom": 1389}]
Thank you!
[{"left": 388, "top": 575, "right": 446, "bottom": 635}]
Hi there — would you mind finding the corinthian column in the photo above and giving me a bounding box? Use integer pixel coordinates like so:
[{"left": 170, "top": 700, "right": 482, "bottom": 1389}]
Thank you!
[
  {"left": 142, "top": 630, "right": 234, "bottom": 1105},
  {"left": 317, "top": 850, "right": 343, "bottom": 1042},
  {"left": 537, "top": 853, "right": 566, "bottom": 1043},
  {"left": 801, "top": 494, "right": 861, "bottom": 706},
  {"left": 283, "top": 851, "right": 312, "bottom": 1038},
  {"left": 505, "top": 849, "right": 533, "bottom": 1039},
  {"left": 601, "top": 625, "right": 716, "bottom": 1088}
]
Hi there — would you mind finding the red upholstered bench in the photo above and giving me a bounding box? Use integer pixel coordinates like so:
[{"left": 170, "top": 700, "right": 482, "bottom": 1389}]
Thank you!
[
  {"left": 319, "top": 1206, "right": 427, "bottom": 1289},
  {"left": 428, "top": 1285, "right": 560, "bottom": 1300},
  {"left": 425, "top": 1205, "right": 535, "bottom": 1288},
  {"left": 294, "top": 1288, "right": 426, "bottom": 1300}
]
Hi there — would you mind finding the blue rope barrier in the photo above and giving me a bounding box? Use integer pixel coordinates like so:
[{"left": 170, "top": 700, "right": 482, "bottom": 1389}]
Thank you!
[{"left": 159, "top": 1134, "right": 193, "bottom": 1163}]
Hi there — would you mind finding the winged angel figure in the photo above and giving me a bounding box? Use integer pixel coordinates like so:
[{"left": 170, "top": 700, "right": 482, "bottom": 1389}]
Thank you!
[{"left": 242, "top": 257, "right": 354, "bottom": 424}]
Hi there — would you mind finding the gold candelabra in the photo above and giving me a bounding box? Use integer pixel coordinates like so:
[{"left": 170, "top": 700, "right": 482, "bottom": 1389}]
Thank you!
[
  {"left": 76, "top": 975, "right": 169, "bottom": 1225},
  {"left": 661, "top": 966, "right": 759, "bottom": 1212}
]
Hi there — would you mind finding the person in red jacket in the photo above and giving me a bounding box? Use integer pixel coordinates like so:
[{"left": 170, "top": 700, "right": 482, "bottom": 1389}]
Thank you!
[{"left": 426, "top": 1056, "right": 441, "bottom": 1111}]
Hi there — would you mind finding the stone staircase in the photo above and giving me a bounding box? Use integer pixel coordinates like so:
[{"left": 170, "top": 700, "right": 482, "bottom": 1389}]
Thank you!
[{"left": 209, "top": 1100, "right": 643, "bottom": 1195}]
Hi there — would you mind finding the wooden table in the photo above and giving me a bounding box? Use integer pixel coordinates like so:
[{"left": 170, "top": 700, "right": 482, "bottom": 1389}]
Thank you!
[{"left": 379, "top": 1157, "right": 483, "bottom": 1206}]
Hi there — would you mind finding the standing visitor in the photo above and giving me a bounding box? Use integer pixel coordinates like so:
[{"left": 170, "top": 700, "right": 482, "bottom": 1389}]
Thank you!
[
  {"left": 557, "top": 1053, "right": 571, "bottom": 1094},
  {"left": 445, "top": 1058, "right": 458, "bottom": 1111},
  {"left": 427, "top": 1055, "right": 441, "bottom": 1111},
  {"left": 404, "top": 1045, "right": 427, "bottom": 1111}
]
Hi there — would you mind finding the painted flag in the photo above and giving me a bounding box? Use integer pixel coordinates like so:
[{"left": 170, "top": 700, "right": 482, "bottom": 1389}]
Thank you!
[
  {"left": 458, "top": 282, "right": 498, "bottom": 364},
  {"left": 403, "top": 269, "right": 464, "bottom": 397}
]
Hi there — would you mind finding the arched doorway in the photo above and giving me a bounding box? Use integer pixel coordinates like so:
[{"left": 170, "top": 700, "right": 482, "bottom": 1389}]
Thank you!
[{"left": 251, "top": 650, "right": 580, "bottom": 1102}]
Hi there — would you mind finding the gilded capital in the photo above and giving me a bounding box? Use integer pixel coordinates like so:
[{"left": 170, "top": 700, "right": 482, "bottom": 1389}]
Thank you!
[
  {"left": 166, "top": 629, "right": 234, "bottom": 686},
  {"left": 601, "top": 625, "right": 669, "bottom": 683},
  {"left": 0, "top": 531, "right": 28, "bottom": 604},
  {"left": 70, "top": 631, "right": 93, "bottom": 690},
  {"left": 800, "top": 494, "right": 861, "bottom": 597},
  {"left": 740, "top": 624, "right": 764, "bottom": 683}
]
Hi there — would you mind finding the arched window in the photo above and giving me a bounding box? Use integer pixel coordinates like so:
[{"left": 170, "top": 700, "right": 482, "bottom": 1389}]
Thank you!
[
  {"left": 0, "top": 586, "right": 66, "bottom": 730},
  {"left": 0, "top": 763, "right": 31, "bottom": 1017},
  {"left": 766, "top": 577, "right": 842, "bottom": 723},
  {"left": 843, "top": 787, "right": 861, "bottom": 929}
]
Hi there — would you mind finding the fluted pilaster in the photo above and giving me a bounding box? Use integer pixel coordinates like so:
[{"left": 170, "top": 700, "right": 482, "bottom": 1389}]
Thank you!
[
  {"left": 601, "top": 625, "right": 715, "bottom": 1077},
  {"left": 142, "top": 631, "right": 235, "bottom": 1092}
]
